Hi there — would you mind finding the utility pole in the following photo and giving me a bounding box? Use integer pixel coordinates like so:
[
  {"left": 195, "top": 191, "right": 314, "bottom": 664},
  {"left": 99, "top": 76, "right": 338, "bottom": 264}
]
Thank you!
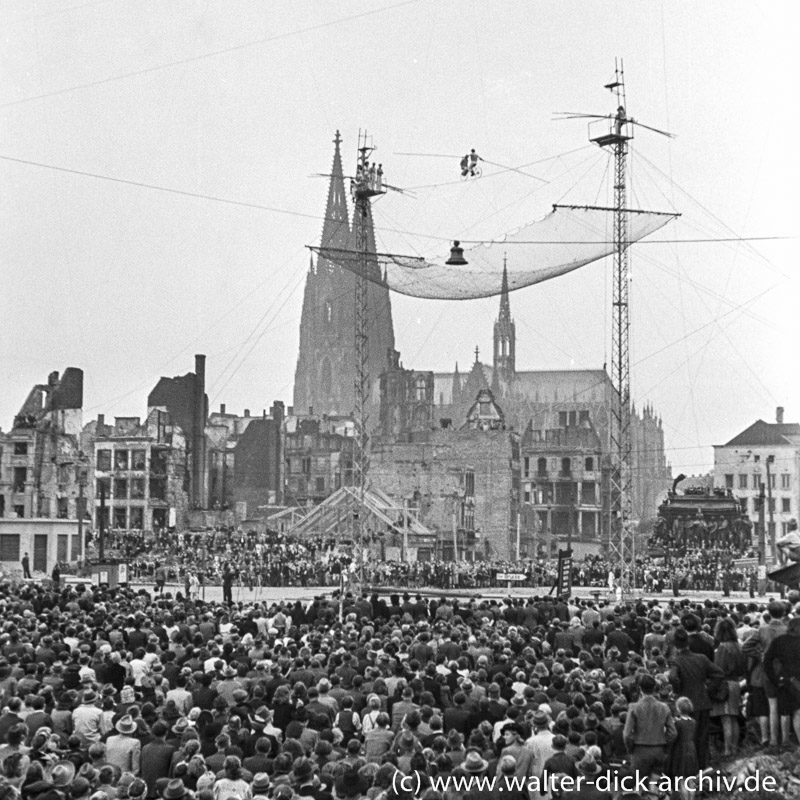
[
  {"left": 766, "top": 456, "right": 776, "bottom": 563},
  {"left": 452, "top": 496, "right": 459, "bottom": 561},
  {"left": 516, "top": 510, "right": 521, "bottom": 560},
  {"left": 757, "top": 481, "right": 767, "bottom": 594},
  {"left": 403, "top": 498, "right": 409, "bottom": 562},
  {"left": 98, "top": 483, "right": 106, "bottom": 562},
  {"left": 77, "top": 479, "right": 85, "bottom": 555}
]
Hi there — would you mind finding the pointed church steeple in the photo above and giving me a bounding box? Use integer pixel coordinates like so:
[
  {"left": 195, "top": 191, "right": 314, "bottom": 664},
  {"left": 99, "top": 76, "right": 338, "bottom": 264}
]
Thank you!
[
  {"left": 321, "top": 130, "right": 351, "bottom": 252},
  {"left": 452, "top": 362, "right": 461, "bottom": 406},
  {"left": 493, "top": 255, "right": 516, "bottom": 391},
  {"left": 293, "top": 132, "right": 395, "bottom": 421}
]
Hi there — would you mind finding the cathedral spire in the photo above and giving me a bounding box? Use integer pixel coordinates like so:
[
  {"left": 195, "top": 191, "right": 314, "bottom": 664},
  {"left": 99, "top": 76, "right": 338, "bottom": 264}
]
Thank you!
[
  {"left": 320, "top": 130, "right": 351, "bottom": 252},
  {"left": 499, "top": 254, "right": 511, "bottom": 322},
  {"left": 493, "top": 253, "right": 516, "bottom": 387},
  {"left": 294, "top": 132, "right": 395, "bottom": 421}
]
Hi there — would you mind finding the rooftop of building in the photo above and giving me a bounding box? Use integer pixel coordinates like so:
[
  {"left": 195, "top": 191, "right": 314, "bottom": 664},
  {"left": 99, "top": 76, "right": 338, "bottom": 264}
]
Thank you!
[{"left": 720, "top": 419, "right": 800, "bottom": 448}]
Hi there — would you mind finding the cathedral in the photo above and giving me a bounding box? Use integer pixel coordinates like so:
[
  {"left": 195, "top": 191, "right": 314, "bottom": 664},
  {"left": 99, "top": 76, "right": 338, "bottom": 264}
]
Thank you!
[
  {"left": 293, "top": 132, "right": 395, "bottom": 421},
  {"left": 293, "top": 135, "right": 671, "bottom": 554}
]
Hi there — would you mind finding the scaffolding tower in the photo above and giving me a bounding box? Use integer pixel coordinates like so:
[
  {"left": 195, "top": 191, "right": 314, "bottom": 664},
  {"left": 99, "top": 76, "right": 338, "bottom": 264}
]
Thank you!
[
  {"left": 589, "top": 62, "right": 636, "bottom": 592},
  {"left": 350, "top": 132, "right": 386, "bottom": 586}
]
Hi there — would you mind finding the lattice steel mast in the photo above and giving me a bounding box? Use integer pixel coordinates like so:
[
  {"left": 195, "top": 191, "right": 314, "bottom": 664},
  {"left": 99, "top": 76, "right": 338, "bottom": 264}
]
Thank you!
[
  {"left": 351, "top": 132, "right": 385, "bottom": 584},
  {"left": 589, "top": 61, "right": 634, "bottom": 592}
]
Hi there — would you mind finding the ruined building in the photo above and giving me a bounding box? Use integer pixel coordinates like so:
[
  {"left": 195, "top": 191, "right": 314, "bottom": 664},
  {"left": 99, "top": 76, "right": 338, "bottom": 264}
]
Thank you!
[
  {"left": 91, "top": 409, "right": 188, "bottom": 532},
  {"left": 284, "top": 412, "right": 356, "bottom": 507},
  {"left": 371, "top": 388, "right": 520, "bottom": 560},
  {"left": 0, "top": 368, "right": 87, "bottom": 522},
  {"left": 147, "top": 354, "right": 208, "bottom": 509},
  {"left": 293, "top": 131, "right": 395, "bottom": 421},
  {"left": 376, "top": 263, "right": 671, "bottom": 553},
  {"left": 89, "top": 354, "right": 212, "bottom": 532}
]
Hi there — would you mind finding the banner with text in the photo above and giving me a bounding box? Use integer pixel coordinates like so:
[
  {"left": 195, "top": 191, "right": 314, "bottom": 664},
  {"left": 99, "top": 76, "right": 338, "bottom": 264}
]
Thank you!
[{"left": 556, "top": 549, "right": 573, "bottom": 597}]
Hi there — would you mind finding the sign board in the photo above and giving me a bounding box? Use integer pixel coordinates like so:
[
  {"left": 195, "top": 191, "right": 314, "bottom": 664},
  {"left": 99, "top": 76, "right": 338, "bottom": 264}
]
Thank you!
[
  {"left": 556, "top": 549, "right": 573, "bottom": 597},
  {"left": 733, "top": 558, "right": 758, "bottom": 571},
  {"left": 496, "top": 572, "right": 526, "bottom": 582},
  {"left": 117, "top": 563, "right": 128, "bottom": 584}
]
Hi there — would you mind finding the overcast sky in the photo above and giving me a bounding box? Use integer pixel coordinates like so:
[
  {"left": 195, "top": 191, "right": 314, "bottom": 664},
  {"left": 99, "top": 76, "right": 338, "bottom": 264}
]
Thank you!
[{"left": 1, "top": 0, "right": 798, "bottom": 475}]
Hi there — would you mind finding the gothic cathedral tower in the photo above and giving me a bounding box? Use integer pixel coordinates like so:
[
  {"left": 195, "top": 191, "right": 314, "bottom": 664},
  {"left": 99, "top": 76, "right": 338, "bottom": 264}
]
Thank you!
[
  {"left": 492, "top": 259, "right": 516, "bottom": 397},
  {"left": 293, "top": 132, "right": 395, "bottom": 420}
]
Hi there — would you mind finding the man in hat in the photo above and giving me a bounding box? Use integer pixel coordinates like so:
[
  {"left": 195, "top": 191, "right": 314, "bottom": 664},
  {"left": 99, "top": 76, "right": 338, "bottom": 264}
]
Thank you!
[
  {"left": 216, "top": 665, "right": 243, "bottom": 706},
  {"left": 463, "top": 750, "right": 489, "bottom": 778},
  {"left": 527, "top": 710, "right": 555, "bottom": 786},
  {"left": 49, "top": 760, "right": 77, "bottom": 794},
  {"left": 21, "top": 552, "right": 32, "bottom": 580},
  {"left": 560, "top": 753, "right": 610, "bottom": 799},
  {"left": 72, "top": 689, "right": 104, "bottom": 746},
  {"left": 293, "top": 756, "right": 318, "bottom": 797},
  {"left": 161, "top": 779, "right": 189, "bottom": 800},
  {"left": 106, "top": 715, "right": 141, "bottom": 775},
  {"left": 251, "top": 773, "right": 271, "bottom": 800}
]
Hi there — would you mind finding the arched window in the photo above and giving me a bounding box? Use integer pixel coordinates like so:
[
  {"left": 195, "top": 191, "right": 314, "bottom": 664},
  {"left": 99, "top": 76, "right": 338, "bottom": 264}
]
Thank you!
[{"left": 414, "top": 375, "right": 427, "bottom": 401}]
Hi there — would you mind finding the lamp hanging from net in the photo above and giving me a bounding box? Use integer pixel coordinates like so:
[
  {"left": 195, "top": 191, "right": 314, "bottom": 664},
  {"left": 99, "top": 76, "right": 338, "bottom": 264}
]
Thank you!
[{"left": 310, "top": 204, "right": 678, "bottom": 300}]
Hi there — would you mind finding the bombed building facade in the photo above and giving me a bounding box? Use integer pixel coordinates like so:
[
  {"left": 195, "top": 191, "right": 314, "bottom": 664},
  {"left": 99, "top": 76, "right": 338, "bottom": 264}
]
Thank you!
[{"left": 0, "top": 368, "right": 87, "bottom": 522}]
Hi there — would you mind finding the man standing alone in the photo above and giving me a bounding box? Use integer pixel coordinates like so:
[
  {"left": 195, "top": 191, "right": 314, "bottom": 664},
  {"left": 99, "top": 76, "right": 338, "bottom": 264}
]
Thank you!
[
  {"left": 624, "top": 673, "right": 677, "bottom": 792},
  {"left": 21, "top": 552, "right": 31, "bottom": 579}
]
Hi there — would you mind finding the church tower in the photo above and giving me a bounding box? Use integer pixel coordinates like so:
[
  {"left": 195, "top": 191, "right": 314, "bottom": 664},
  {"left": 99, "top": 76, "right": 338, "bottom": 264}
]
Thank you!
[
  {"left": 492, "top": 258, "right": 516, "bottom": 394},
  {"left": 293, "top": 132, "right": 395, "bottom": 420}
]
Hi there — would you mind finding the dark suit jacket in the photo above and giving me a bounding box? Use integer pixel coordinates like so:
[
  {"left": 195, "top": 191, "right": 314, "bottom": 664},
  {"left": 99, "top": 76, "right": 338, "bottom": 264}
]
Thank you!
[
  {"left": 140, "top": 738, "right": 176, "bottom": 798},
  {"left": 669, "top": 649, "right": 723, "bottom": 712}
]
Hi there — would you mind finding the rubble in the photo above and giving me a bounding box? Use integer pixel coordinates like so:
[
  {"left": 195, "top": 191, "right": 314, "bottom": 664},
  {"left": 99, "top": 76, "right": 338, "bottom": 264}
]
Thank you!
[{"left": 705, "top": 751, "right": 800, "bottom": 799}]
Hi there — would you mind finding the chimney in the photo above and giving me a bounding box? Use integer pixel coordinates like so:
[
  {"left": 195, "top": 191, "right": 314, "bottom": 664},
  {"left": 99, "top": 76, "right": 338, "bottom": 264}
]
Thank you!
[
  {"left": 777, "top": 407, "right": 785, "bottom": 424},
  {"left": 244, "top": 409, "right": 250, "bottom": 418},
  {"left": 220, "top": 403, "right": 226, "bottom": 415},
  {"left": 97, "top": 414, "right": 105, "bottom": 430},
  {"left": 271, "top": 401, "right": 285, "bottom": 423},
  {"left": 192, "top": 354, "right": 207, "bottom": 509}
]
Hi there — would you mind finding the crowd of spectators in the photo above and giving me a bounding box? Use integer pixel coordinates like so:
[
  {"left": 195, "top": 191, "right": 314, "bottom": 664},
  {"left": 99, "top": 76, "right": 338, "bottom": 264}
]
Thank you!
[
  {"left": 2, "top": 574, "right": 800, "bottom": 800},
  {"left": 92, "top": 529, "right": 757, "bottom": 596}
]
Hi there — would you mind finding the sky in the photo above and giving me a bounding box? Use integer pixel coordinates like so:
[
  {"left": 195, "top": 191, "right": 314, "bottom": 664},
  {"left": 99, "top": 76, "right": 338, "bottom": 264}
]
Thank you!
[{"left": 1, "top": 0, "right": 798, "bottom": 475}]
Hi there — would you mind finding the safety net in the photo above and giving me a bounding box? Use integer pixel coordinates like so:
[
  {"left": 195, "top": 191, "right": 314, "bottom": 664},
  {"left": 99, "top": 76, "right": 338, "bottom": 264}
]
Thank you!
[{"left": 310, "top": 204, "right": 679, "bottom": 300}]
